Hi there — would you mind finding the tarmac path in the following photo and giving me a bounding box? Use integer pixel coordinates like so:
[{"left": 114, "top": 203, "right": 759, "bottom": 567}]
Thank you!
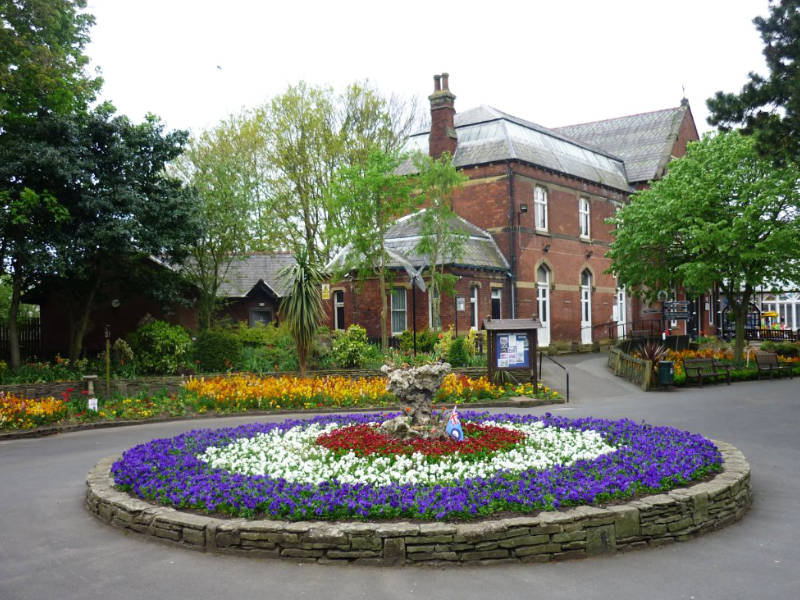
[{"left": 1, "top": 354, "right": 798, "bottom": 600}]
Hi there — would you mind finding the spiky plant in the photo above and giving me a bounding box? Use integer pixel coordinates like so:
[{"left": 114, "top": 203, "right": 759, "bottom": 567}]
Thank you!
[
  {"left": 278, "top": 250, "right": 325, "bottom": 376},
  {"left": 636, "top": 341, "right": 669, "bottom": 377}
]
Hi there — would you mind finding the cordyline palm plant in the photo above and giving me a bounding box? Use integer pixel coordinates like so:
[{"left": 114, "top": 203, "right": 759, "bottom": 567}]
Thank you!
[
  {"left": 637, "top": 341, "right": 669, "bottom": 377},
  {"left": 278, "top": 250, "right": 326, "bottom": 376}
]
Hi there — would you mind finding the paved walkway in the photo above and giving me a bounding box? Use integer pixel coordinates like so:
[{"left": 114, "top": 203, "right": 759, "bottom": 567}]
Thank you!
[{"left": 1, "top": 354, "right": 798, "bottom": 600}]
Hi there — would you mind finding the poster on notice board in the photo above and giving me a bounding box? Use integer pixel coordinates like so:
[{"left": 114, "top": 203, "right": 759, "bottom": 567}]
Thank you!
[{"left": 495, "top": 333, "right": 529, "bottom": 368}]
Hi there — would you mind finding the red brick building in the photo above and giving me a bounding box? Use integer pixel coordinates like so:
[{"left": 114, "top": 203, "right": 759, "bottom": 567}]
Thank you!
[{"left": 326, "top": 73, "right": 711, "bottom": 345}]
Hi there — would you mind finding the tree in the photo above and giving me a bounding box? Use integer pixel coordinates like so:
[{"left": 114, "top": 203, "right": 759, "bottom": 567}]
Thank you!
[
  {"left": 0, "top": 0, "right": 101, "bottom": 126},
  {"left": 0, "top": 0, "right": 101, "bottom": 366},
  {"left": 607, "top": 131, "right": 800, "bottom": 363},
  {"left": 170, "top": 112, "right": 265, "bottom": 330},
  {"left": 327, "top": 150, "right": 417, "bottom": 349},
  {"left": 53, "top": 108, "right": 198, "bottom": 361},
  {"left": 707, "top": 0, "right": 800, "bottom": 162},
  {"left": 255, "top": 81, "right": 419, "bottom": 265},
  {"left": 278, "top": 249, "right": 325, "bottom": 376},
  {"left": 411, "top": 152, "right": 469, "bottom": 329}
]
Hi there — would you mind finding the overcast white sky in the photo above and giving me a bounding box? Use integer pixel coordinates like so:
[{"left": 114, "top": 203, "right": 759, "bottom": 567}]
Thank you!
[{"left": 85, "top": 0, "right": 771, "bottom": 137}]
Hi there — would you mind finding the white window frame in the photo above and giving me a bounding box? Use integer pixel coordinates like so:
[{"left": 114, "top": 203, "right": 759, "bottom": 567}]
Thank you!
[
  {"left": 470, "top": 286, "right": 479, "bottom": 330},
  {"left": 491, "top": 288, "right": 502, "bottom": 319},
  {"left": 390, "top": 288, "right": 407, "bottom": 335},
  {"left": 579, "top": 197, "right": 590, "bottom": 239},
  {"left": 534, "top": 185, "right": 548, "bottom": 231},
  {"left": 333, "top": 290, "right": 345, "bottom": 330},
  {"left": 428, "top": 287, "right": 441, "bottom": 330}
]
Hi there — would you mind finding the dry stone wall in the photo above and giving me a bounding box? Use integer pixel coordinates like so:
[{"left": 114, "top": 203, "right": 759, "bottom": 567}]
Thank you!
[{"left": 85, "top": 441, "right": 751, "bottom": 565}]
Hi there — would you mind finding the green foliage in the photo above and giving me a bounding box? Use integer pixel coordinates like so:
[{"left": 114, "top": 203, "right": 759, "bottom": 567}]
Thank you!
[
  {"left": 761, "top": 341, "right": 800, "bottom": 357},
  {"left": 255, "top": 81, "right": 419, "bottom": 266},
  {"left": 226, "top": 321, "right": 279, "bottom": 347},
  {"left": 278, "top": 250, "right": 326, "bottom": 375},
  {"left": 129, "top": 320, "right": 192, "bottom": 375},
  {"left": 447, "top": 337, "right": 470, "bottom": 367},
  {"left": 410, "top": 152, "right": 469, "bottom": 326},
  {"left": 607, "top": 131, "right": 800, "bottom": 363},
  {"left": 398, "top": 328, "right": 438, "bottom": 353},
  {"left": 327, "top": 149, "right": 418, "bottom": 348},
  {"left": 331, "top": 325, "right": 372, "bottom": 368},
  {"left": 0, "top": 0, "right": 101, "bottom": 126},
  {"left": 707, "top": 0, "right": 800, "bottom": 162},
  {"left": 194, "top": 330, "right": 242, "bottom": 372},
  {"left": 170, "top": 112, "right": 264, "bottom": 330}
]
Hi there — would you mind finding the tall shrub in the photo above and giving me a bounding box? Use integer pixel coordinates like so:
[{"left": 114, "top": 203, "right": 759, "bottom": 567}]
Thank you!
[{"left": 278, "top": 250, "right": 325, "bottom": 376}]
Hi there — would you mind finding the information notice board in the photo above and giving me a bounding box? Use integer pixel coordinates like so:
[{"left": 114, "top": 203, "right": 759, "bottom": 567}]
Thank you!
[{"left": 495, "top": 333, "right": 530, "bottom": 368}]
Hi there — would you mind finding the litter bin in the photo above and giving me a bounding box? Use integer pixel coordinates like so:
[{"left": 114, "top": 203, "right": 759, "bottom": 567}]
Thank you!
[{"left": 657, "top": 361, "right": 674, "bottom": 386}]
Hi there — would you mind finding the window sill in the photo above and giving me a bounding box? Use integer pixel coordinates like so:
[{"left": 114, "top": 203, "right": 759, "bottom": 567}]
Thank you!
[{"left": 535, "top": 229, "right": 551, "bottom": 236}]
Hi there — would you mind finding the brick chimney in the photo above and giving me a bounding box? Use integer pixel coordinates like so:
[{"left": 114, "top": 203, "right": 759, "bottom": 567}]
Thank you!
[{"left": 428, "top": 72, "right": 457, "bottom": 158}]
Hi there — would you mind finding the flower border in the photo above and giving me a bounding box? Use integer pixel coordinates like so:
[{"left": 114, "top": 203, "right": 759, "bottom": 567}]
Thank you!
[{"left": 111, "top": 412, "right": 722, "bottom": 522}]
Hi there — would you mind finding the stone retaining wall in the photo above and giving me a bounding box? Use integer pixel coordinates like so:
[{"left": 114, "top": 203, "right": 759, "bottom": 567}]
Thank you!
[{"left": 85, "top": 441, "right": 751, "bottom": 565}]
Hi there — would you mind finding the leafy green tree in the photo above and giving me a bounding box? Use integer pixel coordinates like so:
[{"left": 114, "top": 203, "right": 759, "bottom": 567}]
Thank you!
[
  {"left": 0, "top": 0, "right": 100, "bottom": 126},
  {"left": 278, "top": 249, "right": 325, "bottom": 376},
  {"left": 0, "top": 0, "right": 100, "bottom": 366},
  {"left": 255, "top": 81, "right": 419, "bottom": 265},
  {"left": 170, "top": 112, "right": 265, "bottom": 330},
  {"left": 607, "top": 131, "right": 800, "bottom": 363},
  {"left": 327, "top": 150, "right": 417, "bottom": 349},
  {"left": 708, "top": 0, "right": 800, "bottom": 162},
  {"left": 52, "top": 108, "right": 198, "bottom": 361},
  {"left": 412, "top": 152, "right": 469, "bottom": 329}
]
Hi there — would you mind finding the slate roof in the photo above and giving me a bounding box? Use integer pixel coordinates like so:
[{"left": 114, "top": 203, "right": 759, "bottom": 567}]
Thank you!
[
  {"left": 327, "top": 210, "right": 510, "bottom": 274},
  {"left": 554, "top": 104, "right": 690, "bottom": 184},
  {"left": 402, "top": 105, "right": 631, "bottom": 192},
  {"left": 217, "top": 253, "right": 295, "bottom": 298}
]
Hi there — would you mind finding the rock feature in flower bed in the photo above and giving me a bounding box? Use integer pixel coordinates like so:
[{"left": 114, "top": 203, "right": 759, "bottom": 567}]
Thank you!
[
  {"left": 85, "top": 441, "right": 752, "bottom": 565},
  {"left": 379, "top": 362, "right": 451, "bottom": 440}
]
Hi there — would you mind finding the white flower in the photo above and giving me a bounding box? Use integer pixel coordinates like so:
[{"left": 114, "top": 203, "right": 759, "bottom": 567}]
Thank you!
[{"left": 197, "top": 420, "right": 618, "bottom": 487}]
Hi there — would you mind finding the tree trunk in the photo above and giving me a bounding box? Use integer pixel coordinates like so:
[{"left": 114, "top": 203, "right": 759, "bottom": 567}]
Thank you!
[
  {"left": 378, "top": 261, "right": 388, "bottom": 350},
  {"left": 732, "top": 300, "right": 747, "bottom": 366},
  {"left": 68, "top": 279, "right": 99, "bottom": 363},
  {"left": 7, "top": 266, "right": 23, "bottom": 370}
]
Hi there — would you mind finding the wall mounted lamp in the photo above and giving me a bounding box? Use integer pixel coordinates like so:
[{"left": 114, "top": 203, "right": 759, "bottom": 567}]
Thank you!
[
  {"left": 543, "top": 243, "right": 551, "bottom": 253},
  {"left": 519, "top": 203, "right": 528, "bottom": 213},
  {"left": 585, "top": 250, "right": 593, "bottom": 259}
]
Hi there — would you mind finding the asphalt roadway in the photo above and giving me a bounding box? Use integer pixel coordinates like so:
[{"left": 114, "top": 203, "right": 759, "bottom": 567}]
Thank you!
[{"left": 1, "top": 354, "right": 798, "bottom": 600}]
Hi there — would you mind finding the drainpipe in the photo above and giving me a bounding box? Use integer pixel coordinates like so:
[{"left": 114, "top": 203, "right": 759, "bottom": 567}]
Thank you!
[{"left": 506, "top": 162, "right": 517, "bottom": 318}]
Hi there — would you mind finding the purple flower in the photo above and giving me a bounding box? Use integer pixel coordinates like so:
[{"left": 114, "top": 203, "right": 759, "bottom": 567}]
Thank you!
[{"left": 111, "top": 412, "right": 722, "bottom": 522}]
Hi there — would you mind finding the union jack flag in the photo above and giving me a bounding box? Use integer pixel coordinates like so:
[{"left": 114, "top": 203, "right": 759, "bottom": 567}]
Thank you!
[{"left": 446, "top": 405, "right": 464, "bottom": 442}]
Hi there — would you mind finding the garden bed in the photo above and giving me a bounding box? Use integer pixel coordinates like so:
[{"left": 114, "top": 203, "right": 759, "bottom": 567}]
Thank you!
[
  {"left": 0, "top": 373, "right": 562, "bottom": 436},
  {"left": 86, "top": 411, "right": 752, "bottom": 565}
]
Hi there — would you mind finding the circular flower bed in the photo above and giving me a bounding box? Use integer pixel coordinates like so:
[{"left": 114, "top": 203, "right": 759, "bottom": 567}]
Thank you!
[{"left": 111, "top": 412, "right": 722, "bottom": 522}]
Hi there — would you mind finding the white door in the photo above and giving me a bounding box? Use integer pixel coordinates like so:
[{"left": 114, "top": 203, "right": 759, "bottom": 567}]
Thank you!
[
  {"left": 537, "top": 265, "right": 551, "bottom": 346},
  {"left": 616, "top": 288, "right": 626, "bottom": 338},
  {"left": 581, "top": 270, "right": 592, "bottom": 344}
]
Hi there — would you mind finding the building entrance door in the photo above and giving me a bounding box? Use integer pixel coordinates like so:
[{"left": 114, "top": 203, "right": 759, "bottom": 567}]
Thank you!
[
  {"left": 537, "top": 265, "right": 551, "bottom": 346},
  {"left": 581, "top": 270, "right": 592, "bottom": 344}
]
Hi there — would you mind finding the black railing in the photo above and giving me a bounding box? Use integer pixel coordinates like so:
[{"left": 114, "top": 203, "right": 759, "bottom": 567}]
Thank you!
[
  {"left": 539, "top": 351, "right": 569, "bottom": 402},
  {"left": 743, "top": 328, "right": 798, "bottom": 342},
  {"left": 0, "top": 319, "right": 42, "bottom": 361}
]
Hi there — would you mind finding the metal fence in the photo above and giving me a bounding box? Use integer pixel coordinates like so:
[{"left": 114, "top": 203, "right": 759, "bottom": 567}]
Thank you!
[
  {"left": 0, "top": 320, "right": 42, "bottom": 361},
  {"left": 743, "top": 328, "right": 798, "bottom": 342}
]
